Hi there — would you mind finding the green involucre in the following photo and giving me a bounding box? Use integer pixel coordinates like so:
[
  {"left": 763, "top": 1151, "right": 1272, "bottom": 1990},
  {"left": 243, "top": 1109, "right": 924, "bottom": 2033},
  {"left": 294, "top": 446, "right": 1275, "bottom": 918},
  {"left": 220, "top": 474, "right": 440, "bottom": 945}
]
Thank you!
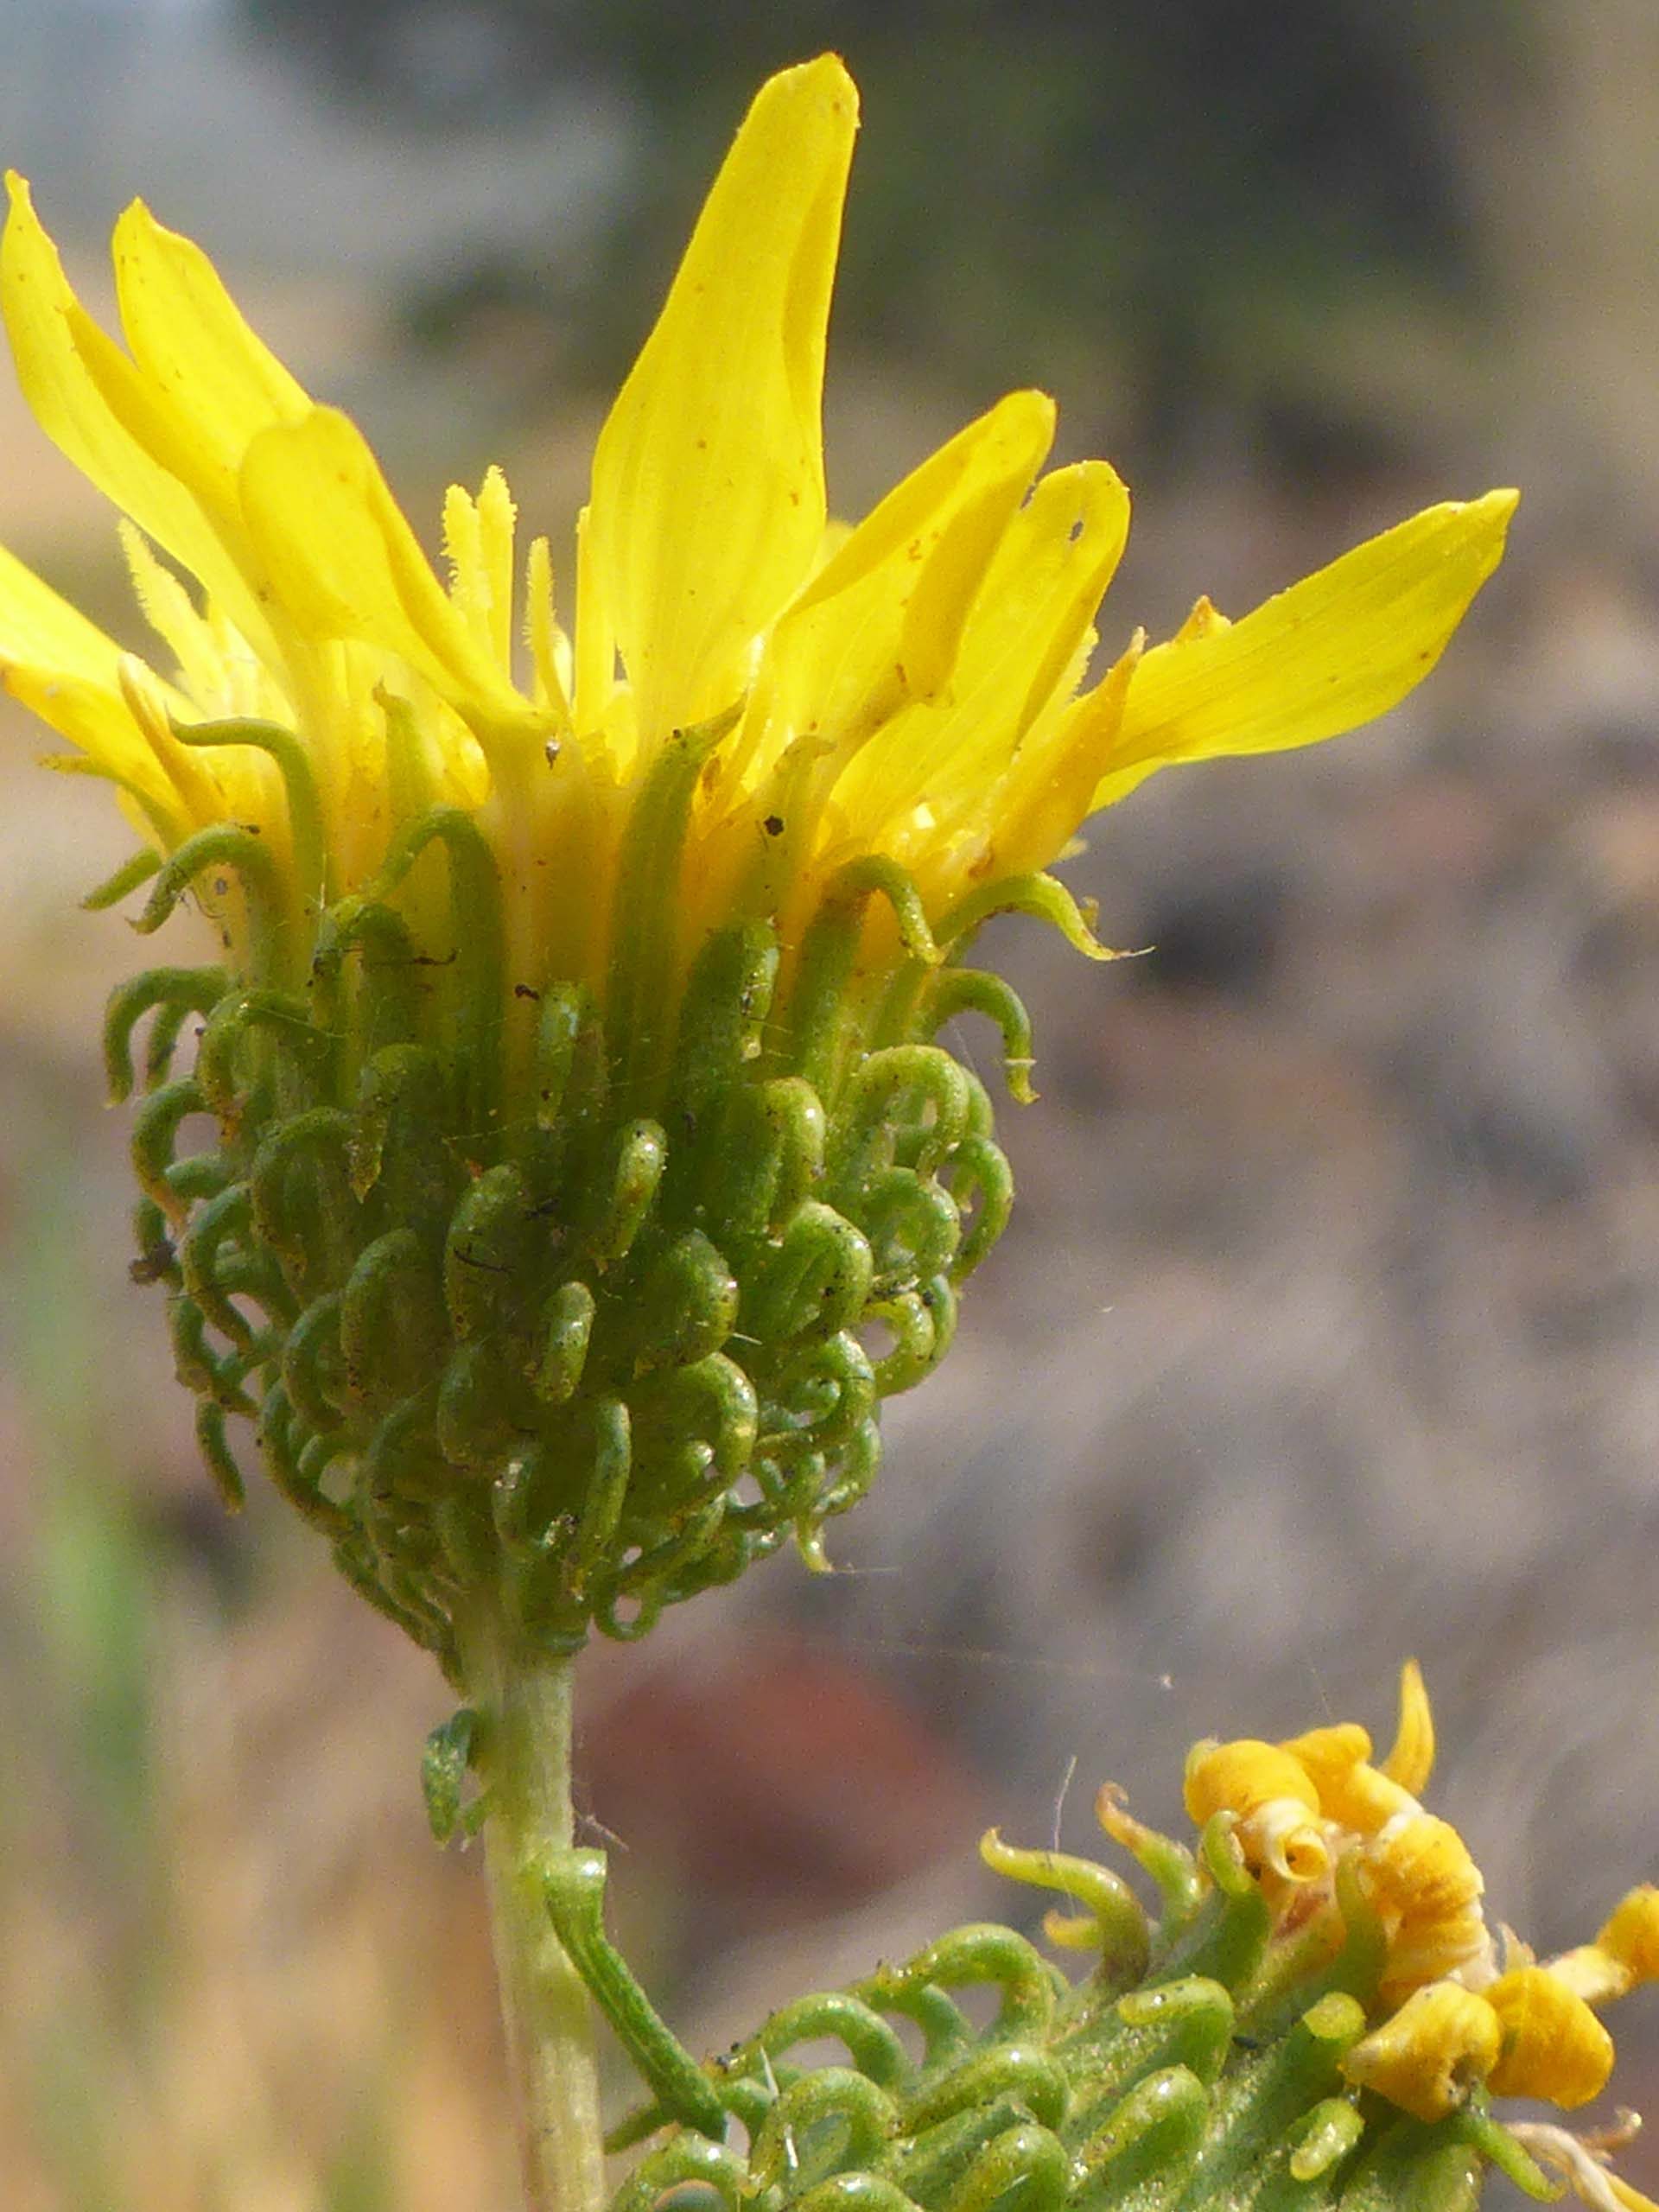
[{"left": 103, "top": 798, "right": 1033, "bottom": 1669}]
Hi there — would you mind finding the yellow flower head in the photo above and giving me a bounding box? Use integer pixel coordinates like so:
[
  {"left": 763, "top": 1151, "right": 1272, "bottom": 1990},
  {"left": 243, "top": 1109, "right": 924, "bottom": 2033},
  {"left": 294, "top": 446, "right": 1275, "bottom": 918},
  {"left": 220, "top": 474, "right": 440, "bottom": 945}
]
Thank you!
[
  {"left": 3, "top": 54, "right": 1511, "bottom": 1003},
  {"left": 0, "top": 62, "right": 1516, "bottom": 1657}
]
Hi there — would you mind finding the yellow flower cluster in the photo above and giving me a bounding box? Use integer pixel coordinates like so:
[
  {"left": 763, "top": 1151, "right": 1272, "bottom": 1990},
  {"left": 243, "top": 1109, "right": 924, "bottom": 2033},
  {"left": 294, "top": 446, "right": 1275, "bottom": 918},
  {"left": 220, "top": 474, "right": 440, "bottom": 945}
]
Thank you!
[
  {"left": 1182, "top": 1665, "right": 1659, "bottom": 2126},
  {"left": 0, "top": 55, "right": 1513, "bottom": 1010}
]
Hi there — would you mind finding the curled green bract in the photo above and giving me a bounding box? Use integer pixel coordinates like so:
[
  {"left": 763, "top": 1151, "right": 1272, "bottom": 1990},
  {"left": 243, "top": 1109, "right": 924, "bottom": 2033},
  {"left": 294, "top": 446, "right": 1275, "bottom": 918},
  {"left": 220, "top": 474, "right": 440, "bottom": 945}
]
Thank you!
[{"left": 104, "top": 809, "right": 1031, "bottom": 1669}]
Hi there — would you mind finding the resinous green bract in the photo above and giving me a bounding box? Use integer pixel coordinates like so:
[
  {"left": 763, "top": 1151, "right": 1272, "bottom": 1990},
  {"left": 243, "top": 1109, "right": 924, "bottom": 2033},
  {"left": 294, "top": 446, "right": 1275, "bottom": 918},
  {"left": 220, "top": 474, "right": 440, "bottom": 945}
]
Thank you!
[{"left": 105, "top": 785, "right": 1026, "bottom": 1668}]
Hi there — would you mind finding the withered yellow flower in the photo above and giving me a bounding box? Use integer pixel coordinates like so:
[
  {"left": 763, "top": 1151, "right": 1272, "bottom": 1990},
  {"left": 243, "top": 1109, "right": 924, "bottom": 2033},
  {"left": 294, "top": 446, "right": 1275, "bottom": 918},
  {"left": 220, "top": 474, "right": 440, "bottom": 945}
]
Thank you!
[
  {"left": 977, "top": 1666, "right": 1657, "bottom": 2212},
  {"left": 1169, "top": 1667, "right": 1657, "bottom": 2133},
  {"left": 2, "top": 54, "right": 1511, "bottom": 997}
]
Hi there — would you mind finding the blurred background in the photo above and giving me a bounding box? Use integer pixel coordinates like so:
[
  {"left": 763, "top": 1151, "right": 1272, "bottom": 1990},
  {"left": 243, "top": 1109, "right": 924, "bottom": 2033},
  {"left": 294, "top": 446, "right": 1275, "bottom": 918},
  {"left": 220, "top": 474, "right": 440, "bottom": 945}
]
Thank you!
[{"left": 3, "top": 2, "right": 1659, "bottom": 2206}]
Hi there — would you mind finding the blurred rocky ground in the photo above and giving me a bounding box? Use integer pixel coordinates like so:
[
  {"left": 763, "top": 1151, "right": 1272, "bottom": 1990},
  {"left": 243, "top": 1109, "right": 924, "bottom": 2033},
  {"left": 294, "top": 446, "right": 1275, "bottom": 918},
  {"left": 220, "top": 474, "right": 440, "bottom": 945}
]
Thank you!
[{"left": 4, "top": 4, "right": 1659, "bottom": 2206}]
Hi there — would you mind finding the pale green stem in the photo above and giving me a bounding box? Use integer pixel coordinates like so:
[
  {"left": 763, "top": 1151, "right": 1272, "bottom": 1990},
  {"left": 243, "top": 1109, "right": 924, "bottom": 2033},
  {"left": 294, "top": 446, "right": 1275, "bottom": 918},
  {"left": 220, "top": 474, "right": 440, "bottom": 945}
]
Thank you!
[{"left": 460, "top": 1612, "right": 607, "bottom": 2212}]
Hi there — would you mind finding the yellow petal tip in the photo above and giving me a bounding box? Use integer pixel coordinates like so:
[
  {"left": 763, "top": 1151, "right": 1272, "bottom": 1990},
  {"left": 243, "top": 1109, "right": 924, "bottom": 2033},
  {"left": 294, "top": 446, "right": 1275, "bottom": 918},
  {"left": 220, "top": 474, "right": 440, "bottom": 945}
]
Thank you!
[
  {"left": 113, "top": 195, "right": 160, "bottom": 243},
  {"left": 1459, "top": 485, "right": 1521, "bottom": 548},
  {"left": 777, "top": 50, "right": 861, "bottom": 122},
  {"left": 1007, "top": 386, "right": 1058, "bottom": 440}
]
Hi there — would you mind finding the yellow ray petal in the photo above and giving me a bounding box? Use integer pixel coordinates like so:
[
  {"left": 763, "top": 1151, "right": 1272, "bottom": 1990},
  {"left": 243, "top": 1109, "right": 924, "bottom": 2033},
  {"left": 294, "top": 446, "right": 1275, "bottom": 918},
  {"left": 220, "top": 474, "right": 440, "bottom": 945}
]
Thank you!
[
  {"left": 915, "top": 459, "right": 1130, "bottom": 782},
  {"left": 897, "top": 448, "right": 1047, "bottom": 706},
  {"left": 238, "top": 406, "right": 534, "bottom": 733},
  {"left": 1381, "top": 1658, "right": 1436, "bottom": 1795},
  {"left": 836, "top": 456, "right": 1128, "bottom": 858},
  {"left": 0, "top": 543, "right": 195, "bottom": 846},
  {"left": 111, "top": 198, "right": 310, "bottom": 485},
  {"left": 789, "top": 389, "right": 1054, "bottom": 633},
  {"left": 1092, "top": 490, "right": 1517, "bottom": 811},
  {"left": 832, "top": 392, "right": 1055, "bottom": 640},
  {"left": 982, "top": 632, "right": 1142, "bottom": 880},
  {"left": 0, "top": 175, "right": 266, "bottom": 644},
  {"left": 704, "top": 391, "right": 1056, "bottom": 919},
  {"left": 758, "top": 390, "right": 1056, "bottom": 780},
  {"left": 586, "top": 54, "right": 858, "bottom": 740},
  {"left": 0, "top": 538, "right": 129, "bottom": 690},
  {"left": 2, "top": 664, "right": 177, "bottom": 818},
  {"left": 990, "top": 459, "right": 1131, "bottom": 736},
  {"left": 572, "top": 501, "right": 617, "bottom": 741}
]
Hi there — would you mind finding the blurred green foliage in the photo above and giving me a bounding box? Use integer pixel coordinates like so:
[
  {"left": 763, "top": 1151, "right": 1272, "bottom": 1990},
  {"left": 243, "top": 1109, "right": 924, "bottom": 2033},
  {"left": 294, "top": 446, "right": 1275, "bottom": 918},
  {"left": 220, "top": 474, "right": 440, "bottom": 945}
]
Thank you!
[{"left": 1, "top": 1154, "right": 404, "bottom": 2209}]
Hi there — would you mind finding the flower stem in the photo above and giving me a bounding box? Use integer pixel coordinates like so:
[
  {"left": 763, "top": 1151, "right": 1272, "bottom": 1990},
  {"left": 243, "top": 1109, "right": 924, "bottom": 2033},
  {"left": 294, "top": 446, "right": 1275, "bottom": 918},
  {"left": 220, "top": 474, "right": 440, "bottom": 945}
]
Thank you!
[{"left": 461, "top": 1612, "right": 607, "bottom": 2212}]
